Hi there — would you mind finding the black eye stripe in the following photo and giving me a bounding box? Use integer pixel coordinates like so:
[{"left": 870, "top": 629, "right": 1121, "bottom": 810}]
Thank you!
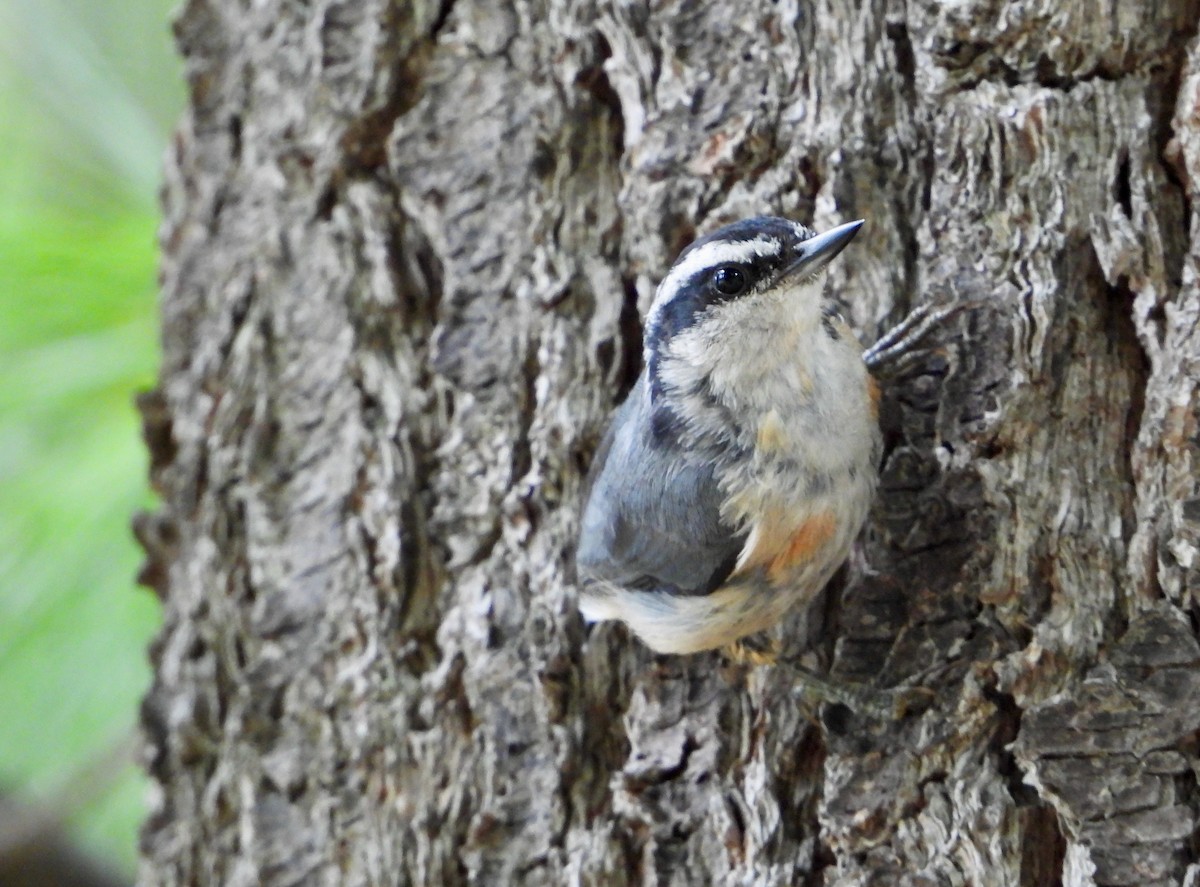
[{"left": 645, "top": 236, "right": 794, "bottom": 358}]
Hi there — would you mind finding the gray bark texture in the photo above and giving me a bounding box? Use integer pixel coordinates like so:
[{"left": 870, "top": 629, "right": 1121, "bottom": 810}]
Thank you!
[{"left": 136, "top": 0, "right": 1200, "bottom": 884}]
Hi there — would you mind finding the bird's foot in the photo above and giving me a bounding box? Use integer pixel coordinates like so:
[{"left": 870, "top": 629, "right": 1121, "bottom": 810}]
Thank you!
[
  {"left": 863, "top": 300, "right": 981, "bottom": 377},
  {"left": 722, "top": 638, "right": 933, "bottom": 719},
  {"left": 722, "top": 635, "right": 781, "bottom": 668}
]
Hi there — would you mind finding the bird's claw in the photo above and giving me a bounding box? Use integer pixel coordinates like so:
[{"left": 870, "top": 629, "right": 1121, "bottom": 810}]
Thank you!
[
  {"left": 723, "top": 638, "right": 932, "bottom": 720},
  {"left": 863, "top": 300, "right": 982, "bottom": 375}
]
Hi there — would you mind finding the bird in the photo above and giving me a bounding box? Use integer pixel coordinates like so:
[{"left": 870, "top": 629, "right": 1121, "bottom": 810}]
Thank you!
[{"left": 575, "top": 216, "right": 957, "bottom": 710}]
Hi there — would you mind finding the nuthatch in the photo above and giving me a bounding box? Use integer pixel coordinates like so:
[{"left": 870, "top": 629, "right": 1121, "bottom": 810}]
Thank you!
[{"left": 577, "top": 217, "right": 956, "bottom": 684}]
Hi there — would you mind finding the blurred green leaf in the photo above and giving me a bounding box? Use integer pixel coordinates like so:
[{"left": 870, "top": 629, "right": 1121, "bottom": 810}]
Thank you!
[{"left": 0, "top": 0, "right": 182, "bottom": 876}]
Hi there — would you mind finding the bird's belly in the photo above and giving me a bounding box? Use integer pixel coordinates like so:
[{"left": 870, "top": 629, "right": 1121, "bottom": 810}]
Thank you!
[
  {"left": 579, "top": 389, "right": 881, "bottom": 655},
  {"left": 580, "top": 478, "right": 874, "bottom": 655}
]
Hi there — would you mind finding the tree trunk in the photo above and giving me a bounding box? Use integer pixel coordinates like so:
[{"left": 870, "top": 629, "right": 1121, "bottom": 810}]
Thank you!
[{"left": 137, "top": 0, "right": 1200, "bottom": 884}]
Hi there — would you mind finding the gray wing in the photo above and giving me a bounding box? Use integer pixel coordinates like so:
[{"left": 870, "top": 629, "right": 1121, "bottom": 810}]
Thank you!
[{"left": 576, "top": 374, "right": 745, "bottom": 596}]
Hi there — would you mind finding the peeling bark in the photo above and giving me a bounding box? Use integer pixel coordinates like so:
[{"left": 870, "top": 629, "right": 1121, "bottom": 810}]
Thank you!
[{"left": 139, "top": 1, "right": 1200, "bottom": 884}]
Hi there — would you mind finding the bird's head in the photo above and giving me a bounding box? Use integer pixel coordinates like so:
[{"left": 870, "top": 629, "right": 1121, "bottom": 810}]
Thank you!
[{"left": 643, "top": 216, "right": 864, "bottom": 419}]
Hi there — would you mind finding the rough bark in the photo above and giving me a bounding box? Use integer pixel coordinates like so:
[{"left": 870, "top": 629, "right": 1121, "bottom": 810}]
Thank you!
[{"left": 137, "top": 0, "right": 1200, "bottom": 884}]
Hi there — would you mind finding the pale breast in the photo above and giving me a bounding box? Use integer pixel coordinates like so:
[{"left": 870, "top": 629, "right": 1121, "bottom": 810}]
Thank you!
[{"left": 717, "top": 367, "right": 881, "bottom": 621}]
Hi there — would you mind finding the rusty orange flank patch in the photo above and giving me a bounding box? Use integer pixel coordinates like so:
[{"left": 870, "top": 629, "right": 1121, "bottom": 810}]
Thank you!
[
  {"left": 867, "top": 375, "right": 882, "bottom": 420},
  {"left": 768, "top": 512, "right": 837, "bottom": 582}
]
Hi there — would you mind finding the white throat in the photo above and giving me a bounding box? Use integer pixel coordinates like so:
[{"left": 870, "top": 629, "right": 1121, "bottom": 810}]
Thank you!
[{"left": 654, "top": 281, "right": 827, "bottom": 416}]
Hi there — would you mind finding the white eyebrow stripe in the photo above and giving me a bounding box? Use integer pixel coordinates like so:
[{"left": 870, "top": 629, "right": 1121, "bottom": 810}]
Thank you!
[{"left": 652, "top": 236, "right": 783, "bottom": 307}]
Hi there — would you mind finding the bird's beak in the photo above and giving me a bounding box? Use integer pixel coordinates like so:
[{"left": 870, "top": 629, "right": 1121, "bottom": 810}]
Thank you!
[{"left": 779, "top": 219, "right": 864, "bottom": 282}]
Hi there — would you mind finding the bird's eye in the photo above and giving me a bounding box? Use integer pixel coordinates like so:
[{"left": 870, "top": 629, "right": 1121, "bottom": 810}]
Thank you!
[{"left": 711, "top": 265, "right": 748, "bottom": 296}]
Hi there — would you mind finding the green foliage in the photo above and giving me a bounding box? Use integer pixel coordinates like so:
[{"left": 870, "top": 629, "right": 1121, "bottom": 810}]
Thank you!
[{"left": 0, "top": 0, "right": 182, "bottom": 875}]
